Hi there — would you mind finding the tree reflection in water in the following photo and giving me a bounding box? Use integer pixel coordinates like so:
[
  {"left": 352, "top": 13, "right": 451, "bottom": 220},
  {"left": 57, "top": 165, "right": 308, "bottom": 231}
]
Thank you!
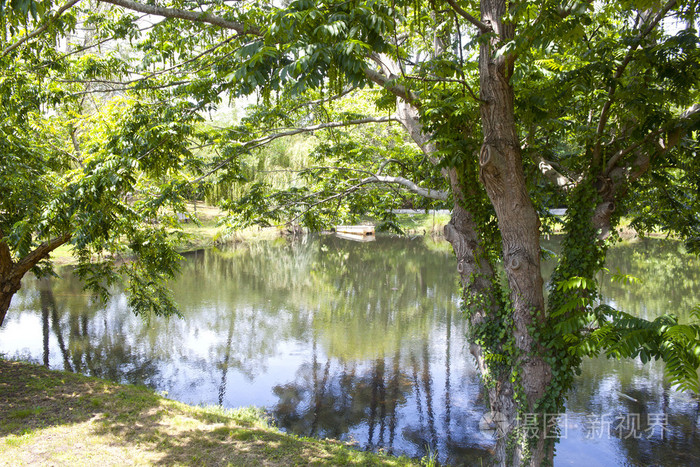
[
  {"left": 35, "top": 278, "right": 161, "bottom": 386},
  {"left": 1, "top": 237, "right": 700, "bottom": 465}
]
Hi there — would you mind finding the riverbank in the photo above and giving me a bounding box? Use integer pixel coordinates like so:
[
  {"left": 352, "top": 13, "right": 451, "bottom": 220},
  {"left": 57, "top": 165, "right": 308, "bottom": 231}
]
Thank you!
[
  {"left": 47, "top": 204, "right": 452, "bottom": 267},
  {"left": 46, "top": 202, "right": 665, "bottom": 267},
  {"left": 0, "top": 359, "right": 418, "bottom": 466},
  {"left": 49, "top": 202, "right": 282, "bottom": 267}
]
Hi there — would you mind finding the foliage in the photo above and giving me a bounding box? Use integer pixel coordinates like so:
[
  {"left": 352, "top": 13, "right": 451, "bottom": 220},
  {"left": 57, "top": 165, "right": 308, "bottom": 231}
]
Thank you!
[
  {"left": 219, "top": 88, "right": 448, "bottom": 232},
  {"left": 1, "top": 0, "right": 700, "bottom": 463},
  {"left": 0, "top": 6, "right": 212, "bottom": 319}
]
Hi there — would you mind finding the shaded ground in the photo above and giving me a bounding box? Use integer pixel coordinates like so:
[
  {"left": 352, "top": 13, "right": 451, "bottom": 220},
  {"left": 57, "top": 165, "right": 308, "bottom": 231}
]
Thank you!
[{"left": 0, "top": 359, "right": 417, "bottom": 466}]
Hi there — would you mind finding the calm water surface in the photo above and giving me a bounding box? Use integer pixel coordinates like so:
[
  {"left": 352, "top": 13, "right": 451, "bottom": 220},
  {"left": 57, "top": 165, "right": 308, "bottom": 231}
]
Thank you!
[{"left": 1, "top": 236, "right": 699, "bottom": 466}]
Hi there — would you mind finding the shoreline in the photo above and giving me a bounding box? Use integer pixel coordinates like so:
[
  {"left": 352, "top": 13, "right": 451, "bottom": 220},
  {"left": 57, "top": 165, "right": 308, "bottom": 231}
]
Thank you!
[
  {"left": 46, "top": 204, "right": 675, "bottom": 268},
  {"left": 0, "top": 358, "right": 418, "bottom": 466}
]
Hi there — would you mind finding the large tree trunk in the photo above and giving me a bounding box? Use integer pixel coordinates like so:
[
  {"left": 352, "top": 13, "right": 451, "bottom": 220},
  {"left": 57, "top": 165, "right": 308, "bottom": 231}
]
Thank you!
[
  {"left": 475, "top": 0, "right": 553, "bottom": 464},
  {"left": 393, "top": 62, "right": 553, "bottom": 463},
  {"left": 388, "top": 30, "right": 554, "bottom": 458}
]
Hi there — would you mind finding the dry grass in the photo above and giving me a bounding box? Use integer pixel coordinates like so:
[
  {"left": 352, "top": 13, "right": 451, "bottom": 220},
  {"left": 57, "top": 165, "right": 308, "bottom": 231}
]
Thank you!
[{"left": 0, "top": 360, "right": 416, "bottom": 467}]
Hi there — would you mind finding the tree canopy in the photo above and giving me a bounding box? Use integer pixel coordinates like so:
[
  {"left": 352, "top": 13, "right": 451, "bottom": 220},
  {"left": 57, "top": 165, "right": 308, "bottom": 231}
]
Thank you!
[{"left": 1, "top": 0, "right": 699, "bottom": 464}]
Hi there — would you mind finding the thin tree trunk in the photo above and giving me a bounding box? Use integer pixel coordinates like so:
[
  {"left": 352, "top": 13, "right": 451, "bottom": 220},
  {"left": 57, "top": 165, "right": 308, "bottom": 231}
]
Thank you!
[
  {"left": 0, "top": 280, "right": 21, "bottom": 327},
  {"left": 0, "top": 235, "right": 16, "bottom": 327}
]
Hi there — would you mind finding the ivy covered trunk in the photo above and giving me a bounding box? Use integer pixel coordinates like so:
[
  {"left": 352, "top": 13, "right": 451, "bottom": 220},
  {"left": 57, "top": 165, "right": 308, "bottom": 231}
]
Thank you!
[
  {"left": 444, "top": 0, "right": 555, "bottom": 464},
  {"left": 446, "top": 182, "right": 554, "bottom": 466},
  {"left": 396, "top": 46, "right": 556, "bottom": 465}
]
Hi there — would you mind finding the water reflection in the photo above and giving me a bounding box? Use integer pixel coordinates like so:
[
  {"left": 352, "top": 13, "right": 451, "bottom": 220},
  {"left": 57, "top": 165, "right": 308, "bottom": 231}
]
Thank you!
[{"left": 1, "top": 236, "right": 699, "bottom": 466}]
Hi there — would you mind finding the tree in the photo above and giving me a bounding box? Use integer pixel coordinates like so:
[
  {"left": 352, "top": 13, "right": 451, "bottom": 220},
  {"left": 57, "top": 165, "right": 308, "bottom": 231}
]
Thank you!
[
  {"left": 0, "top": 1, "right": 204, "bottom": 325},
  {"left": 2, "top": 0, "right": 699, "bottom": 465}
]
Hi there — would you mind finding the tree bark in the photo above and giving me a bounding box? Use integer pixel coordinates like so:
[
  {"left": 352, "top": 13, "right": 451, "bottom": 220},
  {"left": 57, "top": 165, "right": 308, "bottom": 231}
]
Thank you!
[
  {"left": 0, "top": 234, "right": 71, "bottom": 327},
  {"left": 0, "top": 233, "right": 15, "bottom": 327},
  {"left": 385, "top": 44, "right": 550, "bottom": 461},
  {"left": 366, "top": 31, "right": 555, "bottom": 465},
  {"left": 476, "top": 0, "right": 553, "bottom": 464},
  {"left": 444, "top": 172, "right": 520, "bottom": 465},
  {"left": 0, "top": 279, "right": 21, "bottom": 327}
]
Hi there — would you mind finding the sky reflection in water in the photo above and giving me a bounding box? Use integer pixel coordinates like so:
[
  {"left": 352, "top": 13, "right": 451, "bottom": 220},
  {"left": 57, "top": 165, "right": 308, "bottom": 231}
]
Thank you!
[{"left": 1, "top": 236, "right": 699, "bottom": 466}]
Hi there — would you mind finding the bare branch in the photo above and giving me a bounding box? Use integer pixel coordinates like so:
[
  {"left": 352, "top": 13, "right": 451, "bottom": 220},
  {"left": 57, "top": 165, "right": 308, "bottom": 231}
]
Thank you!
[
  {"left": 535, "top": 155, "right": 575, "bottom": 190},
  {"left": 362, "top": 175, "right": 448, "bottom": 200},
  {"left": 364, "top": 68, "right": 419, "bottom": 105},
  {"left": 98, "top": 0, "right": 261, "bottom": 35},
  {"left": 258, "top": 167, "right": 447, "bottom": 225},
  {"left": 2, "top": 0, "right": 82, "bottom": 57},
  {"left": 444, "top": 0, "right": 491, "bottom": 33},
  {"left": 680, "top": 103, "right": 700, "bottom": 120}
]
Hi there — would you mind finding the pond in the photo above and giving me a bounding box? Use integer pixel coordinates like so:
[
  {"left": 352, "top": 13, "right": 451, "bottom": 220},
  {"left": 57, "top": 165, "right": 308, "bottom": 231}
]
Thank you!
[{"left": 1, "top": 235, "right": 699, "bottom": 466}]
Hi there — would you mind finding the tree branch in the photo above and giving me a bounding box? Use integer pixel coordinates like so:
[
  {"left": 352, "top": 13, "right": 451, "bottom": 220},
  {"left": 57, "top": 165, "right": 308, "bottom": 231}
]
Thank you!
[
  {"left": 592, "top": 0, "right": 678, "bottom": 166},
  {"left": 1, "top": 0, "right": 82, "bottom": 57},
  {"left": 403, "top": 74, "right": 484, "bottom": 103},
  {"left": 97, "top": 0, "right": 261, "bottom": 35},
  {"left": 444, "top": 0, "right": 491, "bottom": 33},
  {"left": 535, "top": 155, "right": 575, "bottom": 190},
  {"left": 362, "top": 175, "right": 448, "bottom": 200},
  {"left": 194, "top": 116, "right": 397, "bottom": 183},
  {"left": 286, "top": 176, "right": 421, "bottom": 224},
  {"left": 61, "top": 35, "right": 238, "bottom": 89},
  {"left": 68, "top": 80, "right": 192, "bottom": 97},
  {"left": 11, "top": 234, "right": 71, "bottom": 280},
  {"left": 364, "top": 68, "right": 419, "bottom": 105},
  {"left": 262, "top": 169, "right": 447, "bottom": 225},
  {"left": 287, "top": 87, "right": 358, "bottom": 113},
  {"left": 605, "top": 103, "right": 700, "bottom": 175},
  {"left": 0, "top": 230, "right": 13, "bottom": 278},
  {"left": 594, "top": 104, "right": 699, "bottom": 239}
]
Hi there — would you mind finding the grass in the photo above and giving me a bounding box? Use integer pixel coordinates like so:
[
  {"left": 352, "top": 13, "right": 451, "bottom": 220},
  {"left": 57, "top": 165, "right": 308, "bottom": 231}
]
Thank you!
[
  {"left": 47, "top": 204, "right": 451, "bottom": 267},
  {"left": 0, "top": 359, "right": 418, "bottom": 466},
  {"left": 391, "top": 213, "right": 451, "bottom": 236},
  {"left": 48, "top": 202, "right": 283, "bottom": 267}
]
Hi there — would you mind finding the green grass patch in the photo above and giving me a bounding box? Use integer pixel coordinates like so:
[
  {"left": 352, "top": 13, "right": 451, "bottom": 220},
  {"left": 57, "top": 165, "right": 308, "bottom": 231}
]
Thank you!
[
  {"left": 392, "top": 213, "right": 451, "bottom": 235},
  {"left": 0, "top": 359, "right": 418, "bottom": 466},
  {"left": 3, "top": 432, "right": 37, "bottom": 448},
  {"left": 8, "top": 407, "right": 45, "bottom": 419}
]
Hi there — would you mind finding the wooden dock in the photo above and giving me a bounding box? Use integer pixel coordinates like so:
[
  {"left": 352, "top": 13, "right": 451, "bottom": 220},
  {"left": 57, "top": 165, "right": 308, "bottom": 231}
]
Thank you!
[
  {"left": 335, "top": 225, "right": 375, "bottom": 237},
  {"left": 334, "top": 225, "right": 375, "bottom": 242}
]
